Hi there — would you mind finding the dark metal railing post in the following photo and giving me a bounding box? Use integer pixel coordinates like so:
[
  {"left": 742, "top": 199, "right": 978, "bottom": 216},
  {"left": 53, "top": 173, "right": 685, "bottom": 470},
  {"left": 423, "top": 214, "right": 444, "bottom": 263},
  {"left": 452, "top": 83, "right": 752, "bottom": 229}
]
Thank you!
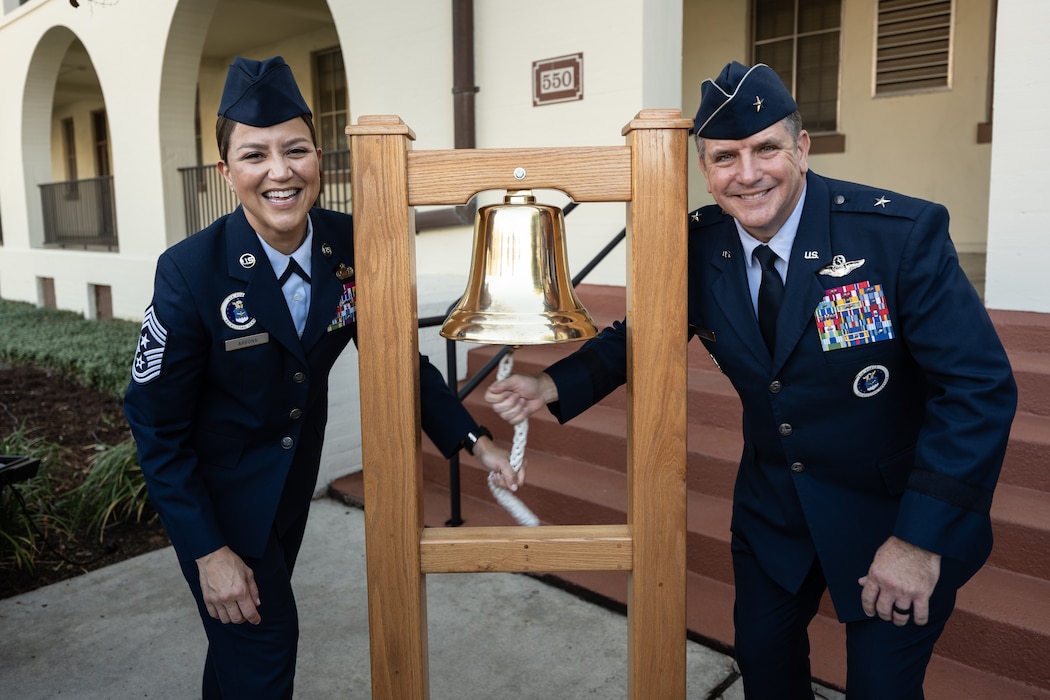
[{"left": 444, "top": 302, "right": 465, "bottom": 526}]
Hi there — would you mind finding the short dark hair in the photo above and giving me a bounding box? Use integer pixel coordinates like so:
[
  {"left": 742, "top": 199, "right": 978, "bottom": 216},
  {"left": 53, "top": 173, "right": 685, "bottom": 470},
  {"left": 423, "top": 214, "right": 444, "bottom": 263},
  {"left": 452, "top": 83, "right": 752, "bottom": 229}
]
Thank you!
[{"left": 216, "top": 113, "right": 318, "bottom": 162}]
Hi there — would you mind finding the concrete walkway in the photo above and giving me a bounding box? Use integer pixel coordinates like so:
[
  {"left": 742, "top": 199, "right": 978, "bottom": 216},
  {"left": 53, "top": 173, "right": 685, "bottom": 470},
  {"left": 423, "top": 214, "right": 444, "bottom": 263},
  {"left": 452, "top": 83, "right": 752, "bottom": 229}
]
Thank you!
[{"left": 0, "top": 497, "right": 844, "bottom": 699}]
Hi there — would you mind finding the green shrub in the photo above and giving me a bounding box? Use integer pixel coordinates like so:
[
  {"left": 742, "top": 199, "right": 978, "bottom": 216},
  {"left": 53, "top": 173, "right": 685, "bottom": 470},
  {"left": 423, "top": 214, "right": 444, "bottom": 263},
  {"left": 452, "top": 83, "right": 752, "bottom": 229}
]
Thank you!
[
  {"left": 0, "top": 299, "right": 141, "bottom": 397},
  {"left": 69, "top": 439, "right": 153, "bottom": 540},
  {"left": 0, "top": 426, "right": 69, "bottom": 572},
  {"left": 1, "top": 299, "right": 147, "bottom": 572}
]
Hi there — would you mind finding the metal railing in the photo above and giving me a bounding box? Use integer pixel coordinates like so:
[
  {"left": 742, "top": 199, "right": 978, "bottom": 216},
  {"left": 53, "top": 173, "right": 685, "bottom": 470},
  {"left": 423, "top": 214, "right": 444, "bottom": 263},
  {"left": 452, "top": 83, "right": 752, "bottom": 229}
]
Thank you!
[
  {"left": 177, "top": 149, "right": 352, "bottom": 236},
  {"left": 39, "top": 176, "right": 117, "bottom": 250},
  {"left": 418, "top": 202, "right": 628, "bottom": 526}
]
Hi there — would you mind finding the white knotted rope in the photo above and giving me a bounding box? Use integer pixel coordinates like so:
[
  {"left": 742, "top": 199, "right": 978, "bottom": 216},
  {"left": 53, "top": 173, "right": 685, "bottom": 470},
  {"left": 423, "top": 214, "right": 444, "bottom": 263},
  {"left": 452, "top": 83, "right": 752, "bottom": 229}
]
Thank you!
[{"left": 488, "top": 351, "right": 540, "bottom": 526}]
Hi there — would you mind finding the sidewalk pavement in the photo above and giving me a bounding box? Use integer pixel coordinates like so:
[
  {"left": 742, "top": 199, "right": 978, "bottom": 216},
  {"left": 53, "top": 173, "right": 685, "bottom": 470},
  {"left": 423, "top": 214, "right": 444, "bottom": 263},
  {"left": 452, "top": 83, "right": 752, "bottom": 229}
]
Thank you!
[{"left": 0, "top": 497, "right": 844, "bottom": 699}]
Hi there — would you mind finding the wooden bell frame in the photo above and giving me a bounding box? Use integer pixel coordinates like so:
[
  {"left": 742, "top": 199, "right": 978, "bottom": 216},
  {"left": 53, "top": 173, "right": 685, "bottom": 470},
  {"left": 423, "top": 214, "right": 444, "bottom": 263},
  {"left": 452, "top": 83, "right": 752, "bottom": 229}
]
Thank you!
[{"left": 346, "top": 109, "right": 693, "bottom": 698}]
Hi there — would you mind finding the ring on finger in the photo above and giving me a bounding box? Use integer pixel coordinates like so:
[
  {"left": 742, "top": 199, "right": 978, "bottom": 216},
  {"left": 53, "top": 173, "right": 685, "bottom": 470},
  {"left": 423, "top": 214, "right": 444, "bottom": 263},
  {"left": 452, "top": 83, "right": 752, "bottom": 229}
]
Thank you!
[{"left": 892, "top": 603, "right": 913, "bottom": 616}]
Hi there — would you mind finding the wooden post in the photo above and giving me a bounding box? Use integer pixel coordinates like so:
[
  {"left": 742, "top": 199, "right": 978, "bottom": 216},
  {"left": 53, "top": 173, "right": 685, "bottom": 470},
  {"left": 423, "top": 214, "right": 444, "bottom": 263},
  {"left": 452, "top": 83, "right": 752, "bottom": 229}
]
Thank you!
[
  {"left": 347, "top": 109, "right": 692, "bottom": 699},
  {"left": 623, "top": 110, "right": 691, "bottom": 698},
  {"left": 346, "top": 115, "right": 430, "bottom": 698}
]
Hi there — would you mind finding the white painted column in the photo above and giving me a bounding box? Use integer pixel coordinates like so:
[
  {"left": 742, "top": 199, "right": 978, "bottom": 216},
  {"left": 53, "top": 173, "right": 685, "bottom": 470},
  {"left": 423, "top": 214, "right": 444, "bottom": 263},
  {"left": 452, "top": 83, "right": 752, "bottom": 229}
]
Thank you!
[{"left": 984, "top": 0, "right": 1050, "bottom": 312}]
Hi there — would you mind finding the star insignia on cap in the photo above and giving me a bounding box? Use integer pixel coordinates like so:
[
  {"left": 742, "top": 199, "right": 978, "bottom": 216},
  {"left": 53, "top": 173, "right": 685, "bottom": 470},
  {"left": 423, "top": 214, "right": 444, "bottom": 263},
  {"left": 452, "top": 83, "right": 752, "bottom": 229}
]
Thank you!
[
  {"left": 753, "top": 96, "right": 764, "bottom": 112},
  {"left": 874, "top": 196, "right": 891, "bottom": 208}
]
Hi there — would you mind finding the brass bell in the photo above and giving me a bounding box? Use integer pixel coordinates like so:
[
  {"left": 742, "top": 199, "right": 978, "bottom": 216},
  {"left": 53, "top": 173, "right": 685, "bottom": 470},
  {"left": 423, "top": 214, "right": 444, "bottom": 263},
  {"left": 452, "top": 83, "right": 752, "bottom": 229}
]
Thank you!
[{"left": 440, "top": 190, "right": 599, "bottom": 345}]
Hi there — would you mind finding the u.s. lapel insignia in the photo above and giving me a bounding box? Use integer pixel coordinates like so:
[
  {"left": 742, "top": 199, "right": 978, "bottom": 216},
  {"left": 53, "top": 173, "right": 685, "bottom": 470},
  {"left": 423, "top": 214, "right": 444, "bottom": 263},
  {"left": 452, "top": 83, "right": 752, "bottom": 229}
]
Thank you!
[
  {"left": 336, "top": 263, "right": 353, "bottom": 280},
  {"left": 722, "top": 250, "right": 732, "bottom": 259},
  {"left": 853, "top": 364, "right": 889, "bottom": 398},
  {"left": 220, "top": 292, "right": 256, "bottom": 330},
  {"left": 818, "top": 254, "right": 865, "bottom": 277},
  {"left": 239, "top": 253, "right": 256, "bottom": 269},
  {"left": 804, "top": 250, "right": 819, "bottom": 260},
  {"left": 322, "top": 243, "right": 333, "bottom": 257}
]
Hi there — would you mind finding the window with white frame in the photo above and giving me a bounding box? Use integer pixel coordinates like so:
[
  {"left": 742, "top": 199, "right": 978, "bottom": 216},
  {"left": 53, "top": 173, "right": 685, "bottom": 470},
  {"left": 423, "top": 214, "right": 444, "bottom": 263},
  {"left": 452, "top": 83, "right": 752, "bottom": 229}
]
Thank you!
[
  {"left": 875, "top": 0, "right": 953, "bottom": 95},
  {"left": 753, "top": 0, "right": 842, "bottom": 134}
]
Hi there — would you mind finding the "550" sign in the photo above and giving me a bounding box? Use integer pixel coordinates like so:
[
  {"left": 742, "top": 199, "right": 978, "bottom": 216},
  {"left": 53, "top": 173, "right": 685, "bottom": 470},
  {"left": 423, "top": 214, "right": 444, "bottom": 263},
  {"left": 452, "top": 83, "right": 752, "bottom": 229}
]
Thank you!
[{"left": 533, "top": 53, "right": 583, "bottom": 106}]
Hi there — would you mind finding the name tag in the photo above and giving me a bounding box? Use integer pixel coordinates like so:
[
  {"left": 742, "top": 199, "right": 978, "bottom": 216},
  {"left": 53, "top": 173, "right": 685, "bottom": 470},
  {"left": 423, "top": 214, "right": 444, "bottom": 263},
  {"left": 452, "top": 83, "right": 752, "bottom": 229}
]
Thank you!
[{"left": 225, "top": 332, "right": 270, "bottom": 352}]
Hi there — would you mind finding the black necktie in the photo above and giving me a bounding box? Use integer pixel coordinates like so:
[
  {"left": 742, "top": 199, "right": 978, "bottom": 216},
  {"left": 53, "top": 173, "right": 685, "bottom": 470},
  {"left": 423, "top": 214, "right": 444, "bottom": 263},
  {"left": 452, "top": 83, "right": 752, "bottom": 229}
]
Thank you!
[
  {"left": 278, "top": 258, "right": 311, "bottom": 285},
  {"left": 754, "top": 245, "right": 783, "bottom": 354}
]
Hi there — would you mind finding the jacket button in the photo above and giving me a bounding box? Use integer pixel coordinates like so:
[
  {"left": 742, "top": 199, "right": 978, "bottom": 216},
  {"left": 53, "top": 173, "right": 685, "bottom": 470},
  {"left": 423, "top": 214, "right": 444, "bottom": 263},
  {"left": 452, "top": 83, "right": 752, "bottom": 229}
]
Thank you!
[
  {"left": 289, "top": 408, "right": 303, "bottom": 420},
  {"left": 779, "top": 423, "right": 793, "bottom": 436},
  {"left": 293, "top": 371, "right": 306, "bottom": 383},
  {"left": 281, "top": 437, "right": 293, "bottom": 449},
  {"left": 769, "top": 380, "right": 782, "bottom": 393},
  {"left": 790, "top": 462, "right": 805, "bottom": 473},
  {"left": 834, "top": 195, "right": 846, "bottom": 205}
]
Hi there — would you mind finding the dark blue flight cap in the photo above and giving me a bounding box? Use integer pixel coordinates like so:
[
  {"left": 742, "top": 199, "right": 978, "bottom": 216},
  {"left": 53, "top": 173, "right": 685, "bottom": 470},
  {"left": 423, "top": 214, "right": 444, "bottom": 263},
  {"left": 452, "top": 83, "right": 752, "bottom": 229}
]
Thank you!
[
  {"left": 218, "top": 56, "right": 311, "bottom": 127},
  {"left": 693, "top": 62, "right": 797, "bottom": 139}
]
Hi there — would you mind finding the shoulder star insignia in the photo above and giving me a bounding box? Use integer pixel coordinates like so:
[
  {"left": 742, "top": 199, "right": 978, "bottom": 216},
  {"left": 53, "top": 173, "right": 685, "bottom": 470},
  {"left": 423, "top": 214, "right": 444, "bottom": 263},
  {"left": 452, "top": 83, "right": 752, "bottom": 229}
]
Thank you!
[
  {"left": 690, "top": 211, "right": 700, "bottom": 223},
  {"left": 753, "top": 96, "right": 764, "bottom": 112},
  {"left": 874, "top": 196, "right": 891, "bottom": 208}
]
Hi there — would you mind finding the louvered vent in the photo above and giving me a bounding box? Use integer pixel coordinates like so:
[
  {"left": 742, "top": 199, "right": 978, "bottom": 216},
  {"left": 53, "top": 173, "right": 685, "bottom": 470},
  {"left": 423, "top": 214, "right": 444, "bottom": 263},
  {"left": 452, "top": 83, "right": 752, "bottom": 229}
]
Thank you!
[{"left": 876, "top": 0, "right": 953, "bottom": 94}]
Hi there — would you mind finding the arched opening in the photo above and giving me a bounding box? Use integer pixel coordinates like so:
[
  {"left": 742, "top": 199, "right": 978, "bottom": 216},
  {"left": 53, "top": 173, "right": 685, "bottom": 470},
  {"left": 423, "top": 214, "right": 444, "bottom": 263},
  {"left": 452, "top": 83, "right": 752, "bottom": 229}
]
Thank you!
[{"left": 24, "top": 29, "right": 113, "bottom": 251}]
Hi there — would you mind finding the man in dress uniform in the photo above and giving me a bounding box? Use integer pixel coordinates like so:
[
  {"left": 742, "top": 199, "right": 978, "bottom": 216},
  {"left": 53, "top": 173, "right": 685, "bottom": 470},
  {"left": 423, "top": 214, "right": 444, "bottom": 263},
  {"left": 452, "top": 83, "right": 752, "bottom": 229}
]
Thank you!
[
  {"left": 125, "top": 56, "right": 521, "bottom": 699},
  {"left": 485, "top": 61, "right": 1016, "bottom": 698}
]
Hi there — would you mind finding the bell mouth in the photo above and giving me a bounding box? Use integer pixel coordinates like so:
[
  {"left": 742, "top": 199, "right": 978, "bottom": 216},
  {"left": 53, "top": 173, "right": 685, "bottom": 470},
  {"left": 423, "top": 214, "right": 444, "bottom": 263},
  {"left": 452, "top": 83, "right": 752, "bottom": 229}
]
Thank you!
[
  {"left": 440, "top": 308, "right": 598, "bottom": 345},
  {"left": 439, "top": 189, "right": 599, "bottom": 345}
]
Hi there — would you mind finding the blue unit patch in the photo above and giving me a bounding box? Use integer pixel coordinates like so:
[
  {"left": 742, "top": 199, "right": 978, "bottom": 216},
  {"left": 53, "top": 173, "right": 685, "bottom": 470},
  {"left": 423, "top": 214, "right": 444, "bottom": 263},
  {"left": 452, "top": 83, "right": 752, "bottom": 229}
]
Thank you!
[
  {"left": 853, "top": 364, "right": 889, "bottom": 398},
  {"left": 221, "top": 292, "right": 256, "bottom": 331}
]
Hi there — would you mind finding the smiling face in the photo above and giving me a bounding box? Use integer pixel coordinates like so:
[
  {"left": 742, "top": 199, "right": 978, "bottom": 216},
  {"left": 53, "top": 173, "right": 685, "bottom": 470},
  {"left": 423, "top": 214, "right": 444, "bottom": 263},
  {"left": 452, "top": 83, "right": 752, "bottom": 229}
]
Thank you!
[
  {"left": 217, "top": 117, "right": 321, "bottom": 253},
  {"left": 698, "top": 120, "right": 810, "bottom": 243}
]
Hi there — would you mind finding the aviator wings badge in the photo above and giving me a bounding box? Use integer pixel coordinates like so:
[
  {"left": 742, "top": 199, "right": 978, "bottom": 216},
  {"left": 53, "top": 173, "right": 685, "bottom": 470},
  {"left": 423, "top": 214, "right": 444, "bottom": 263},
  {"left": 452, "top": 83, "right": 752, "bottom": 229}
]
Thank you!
[{"left": 818, "top": 254, "right": 865, "bottom": 278}]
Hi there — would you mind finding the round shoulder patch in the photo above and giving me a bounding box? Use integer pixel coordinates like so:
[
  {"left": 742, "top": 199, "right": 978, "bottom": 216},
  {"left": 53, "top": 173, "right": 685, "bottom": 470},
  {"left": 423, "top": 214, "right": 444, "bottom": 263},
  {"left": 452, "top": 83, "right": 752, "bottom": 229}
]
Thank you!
[
  {"left": 853, "top": 364, "right": 889, "bottom": 398},
  {"left": 221, "top": 292, "right": 256, "bottom": 330}
]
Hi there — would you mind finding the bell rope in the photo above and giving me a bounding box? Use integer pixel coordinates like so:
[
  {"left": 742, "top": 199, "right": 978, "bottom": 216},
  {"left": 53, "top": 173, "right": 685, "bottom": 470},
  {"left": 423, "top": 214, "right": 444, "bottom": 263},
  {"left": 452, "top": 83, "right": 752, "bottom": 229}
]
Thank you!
[{"left": 487, "top": 350, "right": 540, "bottom": 526}]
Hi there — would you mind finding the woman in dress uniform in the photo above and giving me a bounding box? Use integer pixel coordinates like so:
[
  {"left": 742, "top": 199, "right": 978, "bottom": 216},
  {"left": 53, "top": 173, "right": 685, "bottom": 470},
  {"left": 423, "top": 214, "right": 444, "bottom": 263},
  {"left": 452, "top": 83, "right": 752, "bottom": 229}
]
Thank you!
[{"left": 124, "top": 55, "right": 521, "bottom": 699}]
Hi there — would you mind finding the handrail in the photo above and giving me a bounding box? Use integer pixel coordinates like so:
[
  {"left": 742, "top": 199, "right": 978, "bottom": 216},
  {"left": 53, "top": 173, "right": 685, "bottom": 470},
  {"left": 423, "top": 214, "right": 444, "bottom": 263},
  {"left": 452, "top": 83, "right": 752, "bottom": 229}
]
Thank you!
[
  {"left": 38, "top": 176, "right": 118, "bottom": 249},
  {"left": 417, "top": 202, "right": 627, "bottom": 526}
]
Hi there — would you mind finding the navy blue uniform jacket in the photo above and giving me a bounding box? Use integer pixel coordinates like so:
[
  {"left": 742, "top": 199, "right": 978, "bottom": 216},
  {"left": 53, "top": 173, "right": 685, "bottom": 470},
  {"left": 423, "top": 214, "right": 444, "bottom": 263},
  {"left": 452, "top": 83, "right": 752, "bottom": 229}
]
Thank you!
[
  {"left": 125, "top": 207, "right": 476, "bottom": 564},
  {"left": 545, "top": 172, "right": 1016, "bottom": 621}
]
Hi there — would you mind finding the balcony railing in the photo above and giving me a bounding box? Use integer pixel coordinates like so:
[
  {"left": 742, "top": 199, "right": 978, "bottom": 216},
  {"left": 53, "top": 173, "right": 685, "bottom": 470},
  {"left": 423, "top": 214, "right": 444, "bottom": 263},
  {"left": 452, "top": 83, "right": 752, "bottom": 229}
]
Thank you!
[
  {"left": 178, "top": 149, "right": 352, "bottom": 237},
  {"left": 39, "top": 176, "right": 117, "bottom": 250}
]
